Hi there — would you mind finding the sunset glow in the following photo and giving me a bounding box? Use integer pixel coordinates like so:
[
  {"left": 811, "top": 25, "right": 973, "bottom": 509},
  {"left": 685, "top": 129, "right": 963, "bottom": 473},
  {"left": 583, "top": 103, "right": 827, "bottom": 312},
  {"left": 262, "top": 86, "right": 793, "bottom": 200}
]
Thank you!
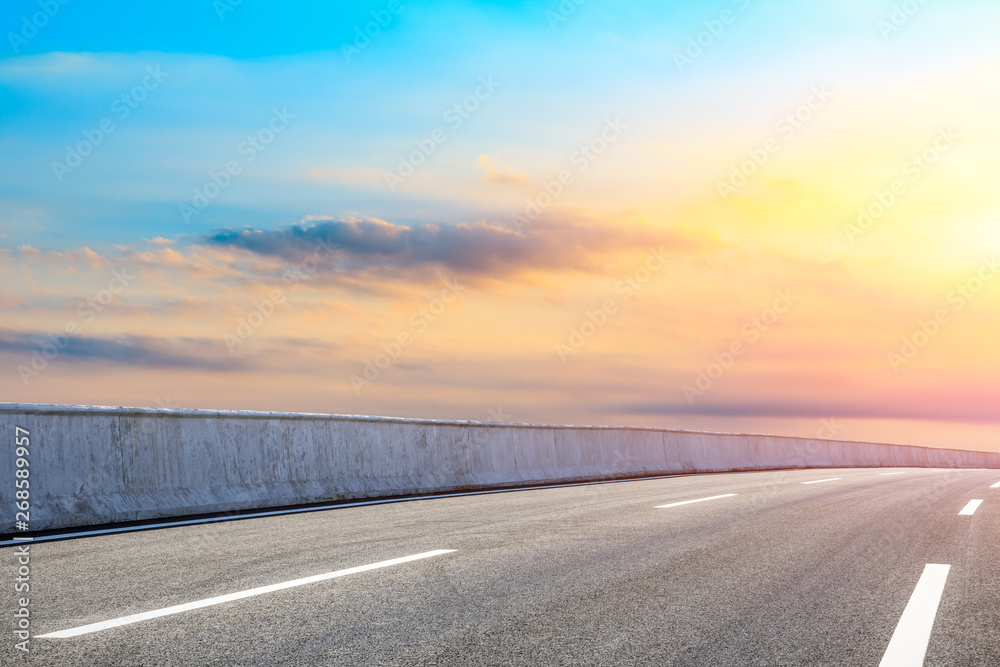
[{"left": 3, "top": 1, "right": 1000, "bottom": 449}]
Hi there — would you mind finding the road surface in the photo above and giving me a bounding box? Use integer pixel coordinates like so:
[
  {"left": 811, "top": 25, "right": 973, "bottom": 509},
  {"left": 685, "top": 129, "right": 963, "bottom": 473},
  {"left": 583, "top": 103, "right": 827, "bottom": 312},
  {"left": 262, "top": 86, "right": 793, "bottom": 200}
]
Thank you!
[{"left": 7, "top": 467, "right": 1000, "bottom": 665}]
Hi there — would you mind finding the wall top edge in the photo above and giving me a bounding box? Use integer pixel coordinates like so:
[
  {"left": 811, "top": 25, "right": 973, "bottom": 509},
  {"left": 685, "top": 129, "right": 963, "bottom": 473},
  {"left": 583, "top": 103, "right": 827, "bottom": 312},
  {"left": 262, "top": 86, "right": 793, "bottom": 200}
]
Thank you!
[{"left": 0, "top": 402, "right": 990, "bottom": 456}]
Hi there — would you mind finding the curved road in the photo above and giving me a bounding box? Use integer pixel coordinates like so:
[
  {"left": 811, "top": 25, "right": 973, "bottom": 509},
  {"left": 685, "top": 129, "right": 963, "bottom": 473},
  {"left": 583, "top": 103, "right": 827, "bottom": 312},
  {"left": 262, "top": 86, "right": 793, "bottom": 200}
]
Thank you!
[{"left": 8, "top": 467, "right": 1000, "bottom": 665}]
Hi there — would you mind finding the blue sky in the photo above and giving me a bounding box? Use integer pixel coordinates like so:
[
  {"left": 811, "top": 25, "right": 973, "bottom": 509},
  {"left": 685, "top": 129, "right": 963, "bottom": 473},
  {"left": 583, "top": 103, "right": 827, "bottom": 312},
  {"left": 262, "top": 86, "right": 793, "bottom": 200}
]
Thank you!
[
  {"left": 4, "top": 0, "right": 1000, "bottom": 449},
  {"left": 1, "top": 3, "right": 834, "bottom": 240},
  {"left": 4, "top": 0, "right": 985, "bottom": 249}
]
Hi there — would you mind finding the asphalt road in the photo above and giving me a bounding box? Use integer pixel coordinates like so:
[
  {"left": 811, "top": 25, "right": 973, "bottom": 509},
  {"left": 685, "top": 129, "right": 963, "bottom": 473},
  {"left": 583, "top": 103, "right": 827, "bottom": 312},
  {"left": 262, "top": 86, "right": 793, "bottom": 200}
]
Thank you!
[{"left": 6, "top": 467, "right": 1000, "bottom": 666}]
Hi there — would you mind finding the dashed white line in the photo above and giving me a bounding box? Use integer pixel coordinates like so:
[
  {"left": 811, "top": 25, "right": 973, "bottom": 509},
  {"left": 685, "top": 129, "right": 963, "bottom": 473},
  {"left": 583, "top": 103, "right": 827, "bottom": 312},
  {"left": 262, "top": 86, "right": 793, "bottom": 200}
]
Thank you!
[
  {"left": 990, "top": 481, "right": 1000, "bottom": 489},
  {"left": 38, "top": 549, "right": 456, "bottom": 639},
  {"left": 959, "top": 499, "right": 983, "bottom": 516},
  {"left": 801, "top": 478, "right": 842, "bottom": 485},
  {"left": 879, "top": 563, "right": 951, "bottom": 667},
  {"left": 656, "top": 494, "right": 737, "bottom": 509},
  {"left": 879, "top": 472, "right": 905, "bottom": 476},
  {"left": 0, "top": 473, "right": 693, "bottom": 548}
]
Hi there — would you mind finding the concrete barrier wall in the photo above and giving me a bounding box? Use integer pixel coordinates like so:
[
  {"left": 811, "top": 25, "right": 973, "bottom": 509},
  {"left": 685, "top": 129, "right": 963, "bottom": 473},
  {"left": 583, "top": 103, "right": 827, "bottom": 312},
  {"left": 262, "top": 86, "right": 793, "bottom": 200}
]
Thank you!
[{"left": 2, "top": 403, "right": 999, "bottom": 532}]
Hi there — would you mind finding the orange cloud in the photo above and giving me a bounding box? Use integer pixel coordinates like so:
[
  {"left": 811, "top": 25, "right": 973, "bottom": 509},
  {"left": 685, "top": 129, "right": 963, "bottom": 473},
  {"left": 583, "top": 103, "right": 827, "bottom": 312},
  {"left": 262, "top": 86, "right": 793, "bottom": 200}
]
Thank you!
[{"left": 478, "top": 154, "right": 530, "bottom": 187}]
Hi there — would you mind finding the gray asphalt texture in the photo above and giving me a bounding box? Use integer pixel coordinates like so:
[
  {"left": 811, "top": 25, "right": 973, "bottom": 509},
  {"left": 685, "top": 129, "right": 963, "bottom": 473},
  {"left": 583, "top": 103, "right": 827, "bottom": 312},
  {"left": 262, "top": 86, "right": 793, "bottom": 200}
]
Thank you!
[{"left": 5, "top": 467, "right": 1000, "bottom": 666}]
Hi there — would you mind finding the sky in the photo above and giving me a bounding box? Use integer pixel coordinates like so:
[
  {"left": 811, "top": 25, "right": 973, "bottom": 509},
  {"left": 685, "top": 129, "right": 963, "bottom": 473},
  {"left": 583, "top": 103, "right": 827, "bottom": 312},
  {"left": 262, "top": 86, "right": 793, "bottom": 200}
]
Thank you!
[{"left": 2, "top": 0, "right": 1000, "bottom": 450}]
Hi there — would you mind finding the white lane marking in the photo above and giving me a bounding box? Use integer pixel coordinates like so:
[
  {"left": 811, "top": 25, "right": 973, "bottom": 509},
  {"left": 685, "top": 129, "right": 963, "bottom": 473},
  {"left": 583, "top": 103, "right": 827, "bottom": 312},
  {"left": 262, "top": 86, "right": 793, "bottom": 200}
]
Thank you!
[
  {"left": 0, "top": 473, "right": 694, "bottom": 548},
  {"left": 879, "top": 563, "right": 951, "bottom": 667},
  {"left": 879, "top": 472, "right": 906, "bottom": 476},
  {"left": 990, "top": 481, "right": 1000, "bottom": 488},
  {"left": 38, "top": 549, "right": 455, "bottom": 639},
  {"left": 801, "top": 478, "right": 843, "bottom": 485},
  {"left": 959, "top": 499, "right": 983, "bottom": 516},
  {"left": 656, "top": 493, "right": 737, "bottom": 509}
]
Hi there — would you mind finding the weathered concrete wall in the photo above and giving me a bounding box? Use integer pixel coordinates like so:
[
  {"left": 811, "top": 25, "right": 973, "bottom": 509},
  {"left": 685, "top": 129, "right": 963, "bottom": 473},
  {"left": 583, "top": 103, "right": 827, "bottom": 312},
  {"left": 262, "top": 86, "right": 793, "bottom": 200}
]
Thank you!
[{"left": 2, "top": 403, "right": 998, "bottom": 532}]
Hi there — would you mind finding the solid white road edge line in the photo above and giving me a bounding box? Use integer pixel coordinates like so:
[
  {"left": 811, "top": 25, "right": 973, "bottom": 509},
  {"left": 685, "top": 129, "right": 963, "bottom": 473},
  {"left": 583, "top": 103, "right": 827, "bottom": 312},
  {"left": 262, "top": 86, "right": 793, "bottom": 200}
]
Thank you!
[
  {"left": 801, "top": 478, "right": 843, "bottom": 485},
  {"left": 878, "top": 563, "right": 951, "bottom": 667},
  {"left": 959, "top": 499, "right": 984, "bottom": 516},
  {"left": 38, "top": 549, "right": 456, "bottom": 639},
  {"left": 0, "top": 474, "right": 698, "bottom": 548},
  {"left": 656, "top": 494, "right": 738, "bottom": 509}
]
